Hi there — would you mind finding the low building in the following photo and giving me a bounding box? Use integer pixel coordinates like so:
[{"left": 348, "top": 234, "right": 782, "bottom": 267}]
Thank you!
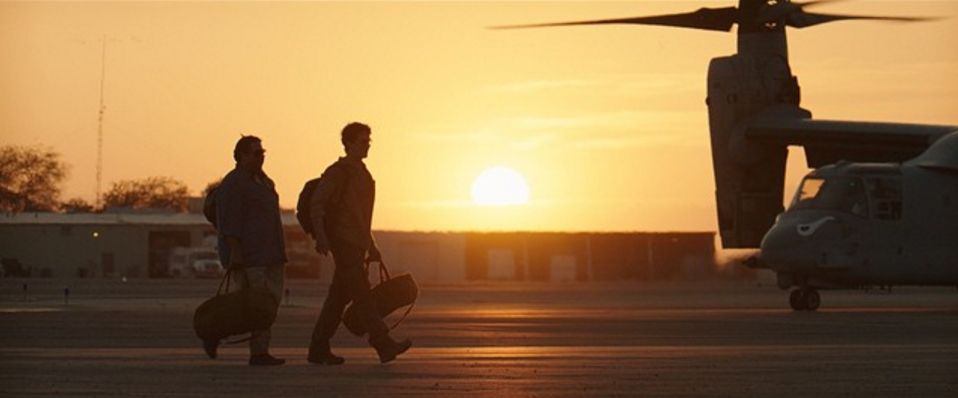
[
  {"left": 463, "top": 232, "right": 716, "bottom": 282},
  {"left": 1, "top": 212, "right": 716, "bottom": 282},
  {"left": 0, "top": 211, "right": 322, "bottom": 278}
]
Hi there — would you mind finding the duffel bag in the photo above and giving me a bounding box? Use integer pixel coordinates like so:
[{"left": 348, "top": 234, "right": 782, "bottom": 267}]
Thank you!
[
  {"left": 343, "top": 261, "right": 418, "bottom": 336},
  {"left": 193, "top": 270, "right": 278, "bottom": 343}
]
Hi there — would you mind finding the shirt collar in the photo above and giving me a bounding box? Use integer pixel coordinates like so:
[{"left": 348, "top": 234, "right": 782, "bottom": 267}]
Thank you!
[
  {"left": 338, "top": 157, "right": 366, "bottom": 169},
  {"left": 234, "top": 165, "right": 270, "bottom": 182}
]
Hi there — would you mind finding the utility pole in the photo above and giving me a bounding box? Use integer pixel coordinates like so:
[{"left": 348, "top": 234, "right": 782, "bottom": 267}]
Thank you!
[{"left": 95, "top": 36, "right": 106, "bottom": 209}]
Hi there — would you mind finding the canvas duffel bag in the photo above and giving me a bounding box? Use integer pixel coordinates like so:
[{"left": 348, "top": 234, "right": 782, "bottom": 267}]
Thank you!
[
  {"left": 193, "top": 270, "right": 278, "bottom": 343},
  {"left": 343, "top": 261, "right": 418, "bottom": 336}
]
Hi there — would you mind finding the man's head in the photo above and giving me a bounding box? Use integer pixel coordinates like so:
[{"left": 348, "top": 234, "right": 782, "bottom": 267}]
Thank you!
[
  {"left": 341, "top": 122, "right": 372, "bottom": 159},
  {"left": 233, "top": 135, "right": 265, "bottom": 171}
]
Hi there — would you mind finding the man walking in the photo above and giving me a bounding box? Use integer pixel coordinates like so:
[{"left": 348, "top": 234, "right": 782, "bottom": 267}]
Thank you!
[
  {"left": 212, "top": 135, "right": 287, "bottom": 366},
  {"left": 307, "top": 122, "right": 412, "bottom": 365}
]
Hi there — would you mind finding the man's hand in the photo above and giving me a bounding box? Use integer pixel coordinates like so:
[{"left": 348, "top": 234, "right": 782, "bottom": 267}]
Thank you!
[
  {"left": 367, "top": 245, "right": 382, "bottom": 263},
  {"left": 314, "top": 241, "right": 330, "bottom": 256}
]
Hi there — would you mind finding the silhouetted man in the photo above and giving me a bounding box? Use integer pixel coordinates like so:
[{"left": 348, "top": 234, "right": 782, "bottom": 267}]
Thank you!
[
  {"left": 213, "top": 135, "right": 287, "bottom": 366},
  {"left": 308, "top": 122, "right": 412, "bottom": 365}
]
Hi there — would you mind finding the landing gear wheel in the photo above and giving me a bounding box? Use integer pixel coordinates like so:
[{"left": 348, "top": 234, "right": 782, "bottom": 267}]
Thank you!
[
  {"left": 789, "top": 288, "right": 821, "bottom": 311},
  {"left": 803, "top": 289, "right": 820, "bottom": 311},
  {"left": 789, "top": 289, "right": 807, "bottom": 311}
]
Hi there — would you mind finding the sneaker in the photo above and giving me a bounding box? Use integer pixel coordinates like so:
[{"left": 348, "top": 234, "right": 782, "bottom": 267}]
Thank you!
[
  {"left": 371, "top": 336, "right": 412, "bottom": 364},
  {"left": 202, "top": 339, "right": 218, "bottom": 359},
  {"left": 249, "top": 353, "right": 286, "bottom": 366}
]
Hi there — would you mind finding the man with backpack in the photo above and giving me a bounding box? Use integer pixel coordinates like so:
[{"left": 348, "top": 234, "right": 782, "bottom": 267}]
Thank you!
[
  {"left": 304, "top": 122, "right": 412, "bottom": 365},
  {"left": 211, "top": 135, "right": 287, "bottom": 366}
]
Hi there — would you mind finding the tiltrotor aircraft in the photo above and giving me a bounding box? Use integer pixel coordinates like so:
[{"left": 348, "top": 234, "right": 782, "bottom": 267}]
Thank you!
[{"left": 496, "top": 0, "right": 958, "bottom": 310}]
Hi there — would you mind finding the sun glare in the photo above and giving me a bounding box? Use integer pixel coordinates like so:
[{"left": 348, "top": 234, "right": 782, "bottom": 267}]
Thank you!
[{"left": 471, "top": 167, "right": 530, "bottom": 206}]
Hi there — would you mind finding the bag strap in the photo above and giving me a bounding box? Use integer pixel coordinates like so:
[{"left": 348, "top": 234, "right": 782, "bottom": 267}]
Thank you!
[
  {"left": 215, "top": 269, "right": 258, "bottom": 345},
  {"left": 389, "top": 301, "right": 415, "bottom": 331},
  {"left": 364, "top": 260, "right": 392, "bottom": 284},
  {"left": 378, "top": 261, "right": 391, "bottom": 283},
  {"left": 373, "top": 261, "right": 411, "bottom": 331},
  {"left": 216, "top": 269, "right": 232, "bottom": 295},
  {"left": 362, "top": 260, "right": 409, "bottom": 330}
]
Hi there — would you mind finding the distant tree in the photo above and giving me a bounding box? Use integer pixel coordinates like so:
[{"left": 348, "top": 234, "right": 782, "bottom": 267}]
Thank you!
[
  {"left": 102, "top": 177, "right": 189, "bottom": 212},
  {"left": 61, "top": 197, "right": 95, "bottom": 213},
  {"left": 0, "top": 145, "right": 68, "bottom": 213}
]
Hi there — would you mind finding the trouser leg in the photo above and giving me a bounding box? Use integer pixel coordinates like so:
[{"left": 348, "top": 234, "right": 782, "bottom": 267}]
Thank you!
[
  {"left": 312, "top": 243, "right": 390, "bottom": 345},
  {"left": 311, "top": 269, "right": 350, "bottom": 346},
  {"left": 334, "top": 246, "right": 390, "bottom": 341},
  {"left": 239, "top": 265, "right": 284, "bottom": 356}
]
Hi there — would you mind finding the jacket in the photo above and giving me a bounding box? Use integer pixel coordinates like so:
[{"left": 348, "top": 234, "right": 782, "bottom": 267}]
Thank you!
[{"left": 309, "top": 157, "right": 377, "bottom": 251}]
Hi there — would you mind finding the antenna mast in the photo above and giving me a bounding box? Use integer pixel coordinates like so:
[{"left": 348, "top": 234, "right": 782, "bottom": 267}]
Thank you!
[{"left": 95, "top": 37, "right": 106, "bottom": 209}]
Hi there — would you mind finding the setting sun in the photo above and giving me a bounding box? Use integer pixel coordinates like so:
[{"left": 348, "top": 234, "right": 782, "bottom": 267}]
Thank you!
[{"left": 471, "top": 167, "right": 530, "bottom": 206}]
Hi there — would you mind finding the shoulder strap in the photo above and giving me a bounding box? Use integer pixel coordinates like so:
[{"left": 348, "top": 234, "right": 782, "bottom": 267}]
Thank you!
[{"left": 330, "top": 161, "right": 351, "bottom": 206}]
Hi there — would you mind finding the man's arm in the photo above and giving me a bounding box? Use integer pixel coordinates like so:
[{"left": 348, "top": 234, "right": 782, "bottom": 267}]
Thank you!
[
  {"left": 309, "top": 166, "right": 345, "bottom": 256},
  {"left": 215, "top": 176, "right": 245, "bottom": 268}
]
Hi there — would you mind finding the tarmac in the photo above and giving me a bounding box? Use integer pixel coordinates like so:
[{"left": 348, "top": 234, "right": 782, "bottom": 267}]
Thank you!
[{"left": 1, "top": 278, "right": 956, "bottom": 397}]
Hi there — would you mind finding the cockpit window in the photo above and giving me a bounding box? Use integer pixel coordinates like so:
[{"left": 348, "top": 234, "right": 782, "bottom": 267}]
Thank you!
[
  {"left": 796, "top": 178, "right": 825, "bottom": 203},
  {"left": 866, "top": 177, "right": 902, "bottom": 220},
  {"left": 791, "top": 176, "right": 868, "bottom": 216}
]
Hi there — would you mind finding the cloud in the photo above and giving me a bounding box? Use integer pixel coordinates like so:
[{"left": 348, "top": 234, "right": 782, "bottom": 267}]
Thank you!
[
  {"left": 487, "top": 79, "right": 595, "bottom": 93},
  {"left": 413, "top": 128, "right": 500, "bottom": 144},
  {"left": 509, "top": 133, "right": 559, "bottom": 151},
  {"left": 487, "top": 72, "right": 700, "bottom": 101},
  {"left": 413, "top": 108, "right": 702, "bottom": 151},
  {"left": 391, "top": 199, "right": 474, "bottom": 209}
]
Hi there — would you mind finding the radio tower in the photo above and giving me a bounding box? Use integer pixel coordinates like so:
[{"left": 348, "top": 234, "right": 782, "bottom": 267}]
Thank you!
[{"left": 95, "top": 37, "right": 106, "bottom": 209}]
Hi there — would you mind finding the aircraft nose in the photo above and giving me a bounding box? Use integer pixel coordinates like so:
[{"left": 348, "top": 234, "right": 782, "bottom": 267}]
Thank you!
[{"left": 760, "top": 221, "right": 815, "bottom": 272}]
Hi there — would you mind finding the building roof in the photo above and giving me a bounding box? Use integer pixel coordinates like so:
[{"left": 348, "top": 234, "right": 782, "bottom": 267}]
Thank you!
[
  {"left": 0, "top": 212, "right": 300, "bottom": 226},
  {"left": 1, "top": 213, "right": 715, "bottom": 236}
]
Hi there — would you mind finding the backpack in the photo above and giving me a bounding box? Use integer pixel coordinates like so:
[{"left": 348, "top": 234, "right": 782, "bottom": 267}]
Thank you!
[
  {"left": 203, "top": 185, "right": 218, "bottom": 227},
  {"left": 295, "top": 178, "right": 321, "bottom": 236},
  {"left": 296, "top": 162, "right": 348, "bottom": 236}
]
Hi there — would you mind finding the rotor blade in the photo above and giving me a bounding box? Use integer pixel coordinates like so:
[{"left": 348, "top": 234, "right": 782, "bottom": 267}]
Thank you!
[
  {"left": 758, "top": 0, "right": 855, "bottom": 24},
  {"left": 793, "top": 0, "right": 852, "bottom": 9},
  {"left": 788, "top": 11, "right": 934, "bottom": 28},
  {"left": 490, "top": 7, "right": 739, "bottom": 32}
]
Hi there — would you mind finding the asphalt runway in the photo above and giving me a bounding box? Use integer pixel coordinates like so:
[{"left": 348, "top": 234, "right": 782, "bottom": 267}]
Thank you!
[{"left": 1, "top": 278, "right": 956, "bottom": 397}]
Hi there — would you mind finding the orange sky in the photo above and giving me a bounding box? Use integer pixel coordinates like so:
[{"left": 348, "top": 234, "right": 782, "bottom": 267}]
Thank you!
[{"left": 2, "top": 1, "right": 957, "bottom": 232}]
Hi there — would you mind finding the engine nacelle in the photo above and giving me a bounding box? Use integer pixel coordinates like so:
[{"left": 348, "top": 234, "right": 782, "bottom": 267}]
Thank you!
[{"left": 707, "top": 53, "right": 806, "bottom": 248}]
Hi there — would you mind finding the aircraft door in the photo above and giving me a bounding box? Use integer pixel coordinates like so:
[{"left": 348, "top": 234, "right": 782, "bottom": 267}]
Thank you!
[{"left": 861, "top": 176, "right": 904, "bottom": 278}]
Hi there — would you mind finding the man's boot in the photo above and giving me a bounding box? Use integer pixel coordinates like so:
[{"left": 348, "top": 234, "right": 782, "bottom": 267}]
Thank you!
[
  {"left": 308, "top": 341, "right": 345, "bottom": 365},
  {"left": 370, "top": 335, "right": 412, "bottom": 364}
]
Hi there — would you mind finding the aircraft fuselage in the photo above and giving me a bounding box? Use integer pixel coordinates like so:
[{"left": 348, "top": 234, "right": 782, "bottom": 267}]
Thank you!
[{"left": 760, "top": 142, "right": 958, "bottom": 289}]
